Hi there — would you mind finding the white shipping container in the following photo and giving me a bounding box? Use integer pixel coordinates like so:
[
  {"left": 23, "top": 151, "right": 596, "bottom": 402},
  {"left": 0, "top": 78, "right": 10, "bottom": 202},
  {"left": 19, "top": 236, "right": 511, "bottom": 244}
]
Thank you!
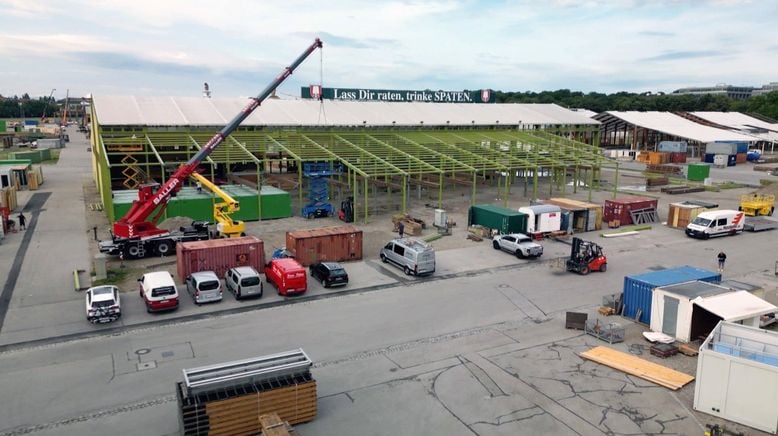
[
  {"left": 519, "top": 205, "right": 562, "bottom": 233},
  {"left": 706, "top": 142, "right": 737, "bottom": 155}
]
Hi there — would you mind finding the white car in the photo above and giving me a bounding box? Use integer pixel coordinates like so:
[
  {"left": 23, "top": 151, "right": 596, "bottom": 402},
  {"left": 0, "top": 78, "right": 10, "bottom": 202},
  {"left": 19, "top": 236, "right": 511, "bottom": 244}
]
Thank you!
[
  {"left": 492, "top": 233, "right": 543, "bottom": 258},
  {"left": 85, "top": 285, "right": 121, "bottom": 323}
]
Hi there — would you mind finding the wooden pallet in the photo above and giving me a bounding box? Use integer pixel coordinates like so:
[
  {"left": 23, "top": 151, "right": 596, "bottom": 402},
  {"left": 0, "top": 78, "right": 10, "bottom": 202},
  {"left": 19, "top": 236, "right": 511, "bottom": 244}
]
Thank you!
[
  {"left": 579, "top": 346, "right": 694, "bottom": 390},
  {"left": 677, "top": 343, "right": 699, "bottom": 356},
  {"left": 649, "top": 343, "right": 679, "bottom": 358},
  {"left": 598, "top": 306, "right": 615, "bottom": 316},
  {"left": 259, "top": 413, "right": 292, "bottom": 436},
  {"left": 660, "top": 185, "right": 706, "bottom": 195}
]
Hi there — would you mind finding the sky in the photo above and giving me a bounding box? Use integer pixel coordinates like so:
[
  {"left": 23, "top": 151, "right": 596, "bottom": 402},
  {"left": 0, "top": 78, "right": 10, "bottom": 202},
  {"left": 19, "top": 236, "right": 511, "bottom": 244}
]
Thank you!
[{"left": 0, "top": 0, "right": 776, "bottom": 100}]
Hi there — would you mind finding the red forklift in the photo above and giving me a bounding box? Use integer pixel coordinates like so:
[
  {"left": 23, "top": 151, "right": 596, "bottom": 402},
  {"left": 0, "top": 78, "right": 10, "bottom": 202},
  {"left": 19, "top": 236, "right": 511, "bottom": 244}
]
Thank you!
[{"left": 566, "top": 237, "right": 607, "bottom": 275}]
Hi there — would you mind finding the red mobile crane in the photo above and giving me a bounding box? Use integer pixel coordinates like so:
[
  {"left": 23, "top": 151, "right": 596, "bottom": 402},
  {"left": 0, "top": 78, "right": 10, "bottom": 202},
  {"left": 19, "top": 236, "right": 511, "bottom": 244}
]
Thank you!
[{"left": 99, "top": 38, "right": 323, "bottom": 259}]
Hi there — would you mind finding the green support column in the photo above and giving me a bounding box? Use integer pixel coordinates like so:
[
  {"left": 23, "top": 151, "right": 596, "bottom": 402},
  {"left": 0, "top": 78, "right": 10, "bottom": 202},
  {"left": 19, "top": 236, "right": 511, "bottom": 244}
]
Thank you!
[
  {"left": 587, "top": 168, "right": 594, "bottom": 202},
  {"left": 533, "top": 167, "right": 538, "bottom": 200},
  {"left": 353, "top": 174, "right": 359, "bottom": 223},
  {"left": 401, "top": 175, "right": 407, "bottom": 213},
  {"left": 257, "top": 165, "right": 262, "bottom": 221},
  {"left": 549, "top": 167, "right": 554, "bottom": 196},
  {"left": 298, "top": 162, "right": 303, "bottom": 211},
  {"left": 613, "top": 164, "right": 619, "bottom": 198},
  {"left": 363, "top": 177, "right": 368, "bottom": 224},
  {"left": 438, "top": 173, "right": 443, "bottom": 208},
  {"left": 471, "top": 172, "right": 476, "bottom": 205},
  {"left": 561, "top": 166, "right": 567, "bottom": 196},
  {"left": 574, "top": 166, "right": 579, "bottom": 194}
]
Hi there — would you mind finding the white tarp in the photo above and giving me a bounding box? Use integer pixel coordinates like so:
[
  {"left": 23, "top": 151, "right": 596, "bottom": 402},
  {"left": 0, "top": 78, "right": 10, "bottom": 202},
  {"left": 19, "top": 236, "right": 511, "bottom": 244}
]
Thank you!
[
  {"left": 694, "top": 290, "right": 777, "bottom": 322},
  {"left": 603, "top": 111, "right": 756, "bottom": 143},
  {"left": 92, "top": 96, "right": 600, "bottom": 127}
]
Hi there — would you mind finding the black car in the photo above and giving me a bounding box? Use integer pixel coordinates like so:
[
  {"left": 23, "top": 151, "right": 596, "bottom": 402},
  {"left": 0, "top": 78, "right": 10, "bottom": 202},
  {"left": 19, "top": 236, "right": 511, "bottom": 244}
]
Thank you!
[{"left": 309, "top": 262, "right": 349, "bottom": 288}]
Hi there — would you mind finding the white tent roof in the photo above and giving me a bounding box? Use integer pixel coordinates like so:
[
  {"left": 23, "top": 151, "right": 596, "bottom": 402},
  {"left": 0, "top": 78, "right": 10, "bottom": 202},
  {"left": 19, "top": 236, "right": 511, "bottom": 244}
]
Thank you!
[
  {"left": 92, "top": 96, "right": 600, "bottom": 127},
  {"left": 694, "top": 290, "right": 777, "bottom": 322},
  {"left": 601, "top": 111, "right": 756, "bottom": 143},
  {"left": 691, "top": 111, "right": 778, "bottom": 133}
]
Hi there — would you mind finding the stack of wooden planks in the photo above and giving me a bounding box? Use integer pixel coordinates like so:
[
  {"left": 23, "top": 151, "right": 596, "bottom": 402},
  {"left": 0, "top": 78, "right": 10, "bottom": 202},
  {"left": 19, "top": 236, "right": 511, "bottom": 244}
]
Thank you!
[
  {"left": 177, "top": 373, "right": 317, "bottom": 436},
  {"left": 579, "top": 346, "right": 694, "bottom": 390},
  {"left": 259, "top": 413, "right": 293, "bottom": 436}
]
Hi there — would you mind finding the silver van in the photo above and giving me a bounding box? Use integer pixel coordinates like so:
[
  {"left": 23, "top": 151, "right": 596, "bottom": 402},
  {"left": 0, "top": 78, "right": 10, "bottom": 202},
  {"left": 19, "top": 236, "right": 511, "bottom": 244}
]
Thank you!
[
  {"left": 379, "top": 238, "right": 435, "bottom": 276},
  {"left": 185, "top": 271, "right": 223, "bottom": 304},
  {"left": 225, "top": 266, "right": 263, "bottom": 299}
]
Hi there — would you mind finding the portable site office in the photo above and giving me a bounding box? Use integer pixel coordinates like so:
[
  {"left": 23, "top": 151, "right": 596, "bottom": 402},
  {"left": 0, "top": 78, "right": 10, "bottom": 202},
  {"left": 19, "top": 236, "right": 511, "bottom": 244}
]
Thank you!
[{"left": 650, "top": 281, "right": 776, "bottom": 343}]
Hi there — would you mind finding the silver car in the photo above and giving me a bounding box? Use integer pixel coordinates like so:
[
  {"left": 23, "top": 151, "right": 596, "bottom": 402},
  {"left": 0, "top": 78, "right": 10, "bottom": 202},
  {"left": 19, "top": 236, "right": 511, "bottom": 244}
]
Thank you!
[{"left": 185, "top": 271, "right": 223, "bottom": 305}]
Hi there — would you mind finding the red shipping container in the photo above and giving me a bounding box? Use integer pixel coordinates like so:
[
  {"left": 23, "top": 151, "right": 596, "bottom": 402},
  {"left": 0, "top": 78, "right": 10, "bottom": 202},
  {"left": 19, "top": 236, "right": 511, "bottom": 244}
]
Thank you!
[
  {"left": 176, "top": 236, "right": 265, "bottom": 282},
  {"left": 670, "top": 152, "right": 687, "bottom": 163},
  {"left": 286, "top": 225, "right": 363, "bottom": 266},
  {"left": 735, "top": 153, "right": 747, "bottom": 164},
  {"left": 603, "top": 197, "right": 658, "bottom": 225}
]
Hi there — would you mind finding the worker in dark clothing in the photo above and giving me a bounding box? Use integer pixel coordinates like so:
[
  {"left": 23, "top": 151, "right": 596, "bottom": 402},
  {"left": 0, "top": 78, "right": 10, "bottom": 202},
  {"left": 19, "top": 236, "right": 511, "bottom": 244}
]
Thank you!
[
  {"left": 17, "top": 212, "right": 26, "bottom": 230},
  {"left": 717, "top": 251, "right": 726, "bottom": 273},
  {"left": 398, "top": 221, "right": 405, "bottom": 238}
]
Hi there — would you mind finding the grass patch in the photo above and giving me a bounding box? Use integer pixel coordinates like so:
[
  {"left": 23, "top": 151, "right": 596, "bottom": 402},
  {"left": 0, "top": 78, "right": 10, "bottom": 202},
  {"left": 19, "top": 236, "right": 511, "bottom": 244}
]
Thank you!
[
  {"left": 715, "top": 181, "right": 746, "bottom": 190},
  {"left": 760, "top": 179, "right": 776, "bottom": 186},
  {"left": 91, "top": 267, "right": 135, "bottom": 286}
]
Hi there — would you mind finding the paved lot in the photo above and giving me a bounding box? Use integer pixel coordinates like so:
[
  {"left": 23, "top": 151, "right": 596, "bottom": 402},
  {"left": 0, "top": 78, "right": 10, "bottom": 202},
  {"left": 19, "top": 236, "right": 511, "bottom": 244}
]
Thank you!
[{"left": 0, "top": 133, "right": 777, "bottom": 435}]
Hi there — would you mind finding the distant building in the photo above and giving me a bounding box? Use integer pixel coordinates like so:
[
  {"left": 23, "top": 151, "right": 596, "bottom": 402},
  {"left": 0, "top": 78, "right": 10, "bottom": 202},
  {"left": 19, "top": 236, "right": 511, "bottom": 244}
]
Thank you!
[{"left": 672, "top": 82, "right": 778, "bottom": 100}]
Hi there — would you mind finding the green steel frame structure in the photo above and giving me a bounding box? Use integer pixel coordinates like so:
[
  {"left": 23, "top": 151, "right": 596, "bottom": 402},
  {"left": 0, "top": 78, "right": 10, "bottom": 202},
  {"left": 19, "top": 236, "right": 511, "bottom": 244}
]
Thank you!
[{"left": 92, "top": 124, "right": 617, "bottom": 224}]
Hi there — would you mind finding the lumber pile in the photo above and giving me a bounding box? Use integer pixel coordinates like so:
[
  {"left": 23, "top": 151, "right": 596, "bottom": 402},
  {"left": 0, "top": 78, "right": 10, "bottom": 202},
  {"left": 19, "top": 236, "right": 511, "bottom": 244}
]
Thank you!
[
  {"left": 259, "top": 413, "right": 293, "bottom": 436},
  {"left": 392, "top": 213, "right": 425, "bottom": 236},
  {"left": 646, "top": 177, "right": 669, "bottom": 187},
  {"left": 646, "top": 164, "right": 682, "bottom": 174},
  {"left": 579, "top": 346, "right": 694, "bottom": 390},
  {"left": 660, "top": 185, "right": 705, "bottom": 195},
  {"left": 0, "top": 186, "right": 17, "bottom": 210},
  {"left": 177, "top": 374, "right": 316, "bottom": 436}
]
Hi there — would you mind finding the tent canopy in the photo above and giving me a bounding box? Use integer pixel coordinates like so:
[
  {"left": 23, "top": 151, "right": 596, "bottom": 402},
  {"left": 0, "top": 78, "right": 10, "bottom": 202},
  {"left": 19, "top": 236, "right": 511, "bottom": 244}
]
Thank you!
[
  {"left": 694, "top": 290, "right": 777, "bottom": 322},
  {"left": 595, "top": 111, "right": 756, "bottom": 143}
]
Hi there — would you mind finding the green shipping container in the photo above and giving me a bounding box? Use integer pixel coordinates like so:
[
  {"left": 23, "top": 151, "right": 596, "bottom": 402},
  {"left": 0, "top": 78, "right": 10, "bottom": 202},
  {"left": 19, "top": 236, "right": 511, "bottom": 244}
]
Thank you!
[
  {"left": 687, "top": 163, "right": 711, "bottom": 182},
  {"left": 0, "top": 120, "right": 6, "bottom": 132},
  {"left": 9, "top": 150, "right": 42, "bottom": 163},
  {"left": 111, "top": 185, "right": 292, "bottom": 223},
  {"left": 468, "top": 204, "right": 528, "bottom": 234}
]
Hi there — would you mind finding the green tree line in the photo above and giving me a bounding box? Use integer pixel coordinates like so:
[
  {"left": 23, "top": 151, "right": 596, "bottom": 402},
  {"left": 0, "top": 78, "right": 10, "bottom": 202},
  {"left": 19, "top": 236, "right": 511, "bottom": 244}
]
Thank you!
[
  {"left": 495, "top": 89, "right": 778, "bottom": 120},
  {"left": 0, "top": 94, "right": 59, "bottom": 119}
]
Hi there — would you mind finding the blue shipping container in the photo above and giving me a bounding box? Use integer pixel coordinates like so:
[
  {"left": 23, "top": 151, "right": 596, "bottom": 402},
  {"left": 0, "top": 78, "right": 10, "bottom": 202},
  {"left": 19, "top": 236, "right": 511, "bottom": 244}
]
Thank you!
[
  {"left": 704, "top": 154, "right": 737, "bottom": 166},
  {"left": 622, "top": 266, "right": 720, "bottom": 324}
]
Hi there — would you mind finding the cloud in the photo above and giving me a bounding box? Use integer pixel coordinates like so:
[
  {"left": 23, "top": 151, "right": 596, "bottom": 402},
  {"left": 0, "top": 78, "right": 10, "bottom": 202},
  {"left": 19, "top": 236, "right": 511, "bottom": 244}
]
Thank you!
[
  {"left": 637, "top": 30, "right": 674, "bottom": 37},
  {"left": 642, "top": 50, "right": 727, "bottom": 61},
  {"left": 290, "top": 32, "right": 398, "bottom": 49}
]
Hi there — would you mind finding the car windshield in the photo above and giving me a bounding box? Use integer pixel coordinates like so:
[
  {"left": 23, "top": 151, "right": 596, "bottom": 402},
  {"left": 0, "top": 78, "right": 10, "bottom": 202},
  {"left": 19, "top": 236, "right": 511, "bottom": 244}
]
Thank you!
[
  {"left": 92, "top": 299, "right": 115, "bottom": 308},
  {"left": 199, "top": 280, "right": 220, "bottom": 291},
  {"left": 241, "top": 277, "right": 260, "bottom": 286},
  {"left": 92, "top": 286, "right": 114, "bottom": 296},
  {"left": 691, "top": 217, "right": 712, "bottom": 226},
  {"left": 151, "top": 286, "right": 176, "bottom": 297},
  {"left": 329, "top": 268, "right": 346, "bottom": 277},
  {"left": 516, "top": 236, "right": 531, "bottom": 243}
]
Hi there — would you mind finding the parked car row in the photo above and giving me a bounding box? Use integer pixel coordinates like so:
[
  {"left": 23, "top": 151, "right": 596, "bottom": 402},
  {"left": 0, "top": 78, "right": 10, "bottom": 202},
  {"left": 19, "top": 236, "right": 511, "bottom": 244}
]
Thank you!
[{"left": 85, "top": 258, "right": 351, "bottom": 323}]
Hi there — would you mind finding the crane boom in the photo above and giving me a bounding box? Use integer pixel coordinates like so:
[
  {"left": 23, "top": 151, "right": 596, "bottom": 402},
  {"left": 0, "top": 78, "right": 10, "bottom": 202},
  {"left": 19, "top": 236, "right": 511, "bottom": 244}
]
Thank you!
[{"left": 113, "top": 38, "right": 323, "bottom": 239}]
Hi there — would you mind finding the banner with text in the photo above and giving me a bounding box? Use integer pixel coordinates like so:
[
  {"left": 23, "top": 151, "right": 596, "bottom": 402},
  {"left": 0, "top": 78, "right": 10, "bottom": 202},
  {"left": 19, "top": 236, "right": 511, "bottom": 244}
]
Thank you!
[{"left": 302, "top": 86, "right": 495, "bottom": 103}]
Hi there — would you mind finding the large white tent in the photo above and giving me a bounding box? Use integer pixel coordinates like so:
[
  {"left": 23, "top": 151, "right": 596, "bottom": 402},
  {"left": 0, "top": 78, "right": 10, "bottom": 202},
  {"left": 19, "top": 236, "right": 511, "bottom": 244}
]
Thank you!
[
  {"left": 92, "top": 96, "right": 600, "bottom": 127},
  {"left": 596, "top": 111, "right": 756, "bottom": 143}
]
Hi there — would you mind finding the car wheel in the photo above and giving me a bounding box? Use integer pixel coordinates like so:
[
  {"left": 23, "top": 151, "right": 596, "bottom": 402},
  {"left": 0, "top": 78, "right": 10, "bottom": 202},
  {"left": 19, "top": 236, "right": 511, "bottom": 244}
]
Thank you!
[
  {"left": 581, "top": 266, "right": 590, "bottom": 275},
  {"left": 515, "top": 250, "right": 525, "bottom": 259},
  {"left": 599, "top": 263, "right": 607, "bottom": 273},
  {"left": 380, "top": 254, "right": 387, "bottom": 263},
  {"left": 236, "top": 290, "right": 241, "bottom": 300},
  {"left": 492, "top": 241, "right": 500, "bottom": 250},
  {"left": 307, "top": 213, "right": 314, "bottom": 219},
  {"left": 258, "top": 289, "right": 263, "bottom": 298},
  {"left": 322, "top": 277, "right": 329, "bottom": 288},
  {"left": 156, "top": 241, "right": 173, "bottom": 256},
  {"left": 403, "top": 266, "right": 411, "bottom": 275},
  {"left": 146, "top": 306, "right": 152, "bottom": 313}
]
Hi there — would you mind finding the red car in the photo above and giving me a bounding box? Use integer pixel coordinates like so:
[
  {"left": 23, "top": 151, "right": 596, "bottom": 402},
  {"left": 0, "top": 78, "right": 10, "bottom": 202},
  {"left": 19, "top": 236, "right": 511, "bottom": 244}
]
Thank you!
[{"left": 265, "top": 258, "right": 307, "bottom": 296}]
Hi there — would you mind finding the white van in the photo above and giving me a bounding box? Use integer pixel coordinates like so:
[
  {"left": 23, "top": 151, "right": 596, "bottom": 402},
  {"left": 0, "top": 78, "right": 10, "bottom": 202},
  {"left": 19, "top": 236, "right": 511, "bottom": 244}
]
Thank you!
[
  {"left": 225, "top": 266, "right": 263, "bottom": 299},
  {"left": 185, "top": 271, "right": 223, "bottom": 305},
  {"left": 380, "top": 238, "right": 435, "bottom": 276},
  {"left": 685, "top": 210, "right": 745, "bottom": 239}
]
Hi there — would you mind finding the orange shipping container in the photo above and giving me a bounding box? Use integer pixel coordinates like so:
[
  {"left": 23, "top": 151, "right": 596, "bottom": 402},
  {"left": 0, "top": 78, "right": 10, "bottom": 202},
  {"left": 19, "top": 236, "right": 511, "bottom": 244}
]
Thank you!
[
  {"left": 735, "top": 153, "right": 747, "bottom": 164},
  {"left": 648, "top": 152, "right": 664, "bottom": 165},
  {"left": 286, "top": 225, "right": 363, "bottom": 266},
  {"left": 176, "top": 236, "right": 265, "bottom": 282}
]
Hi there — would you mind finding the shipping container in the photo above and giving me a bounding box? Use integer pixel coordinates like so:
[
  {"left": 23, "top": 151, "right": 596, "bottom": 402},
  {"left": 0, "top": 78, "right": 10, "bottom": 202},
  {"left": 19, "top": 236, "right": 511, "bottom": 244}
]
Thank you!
[
  {"left": 735, "top": 153, "right": 747, "bottom": 164},
  {"left": 0, "top": 120, "right": 6, "bottom": 133},
  {"left": 285, "top": 225, "right": 363, "bottom": 266},
  {"left": 714, "top": 140, "right": 749, "bottom": 154},
  {"left": 468, "top": 204, "right": 528, "bottom": 234},
  {"left": 706, "top": 142, "right": 738, "bottom": 155},
  {"left": 704, "top": 153, "right": 736, "bottom": 166},
  {"left": 650, "top": 281, "right": 732, "bottom": 342},
  {"left": 622, "top": 266, "right": 720, "bottom": 324},
  {"left": 542, "top": 198, "right": 602, "bottom": 233},
  {"left": 647, "top": 151, "right": 669, "bottom": 165},
  {"left": 176, "top": 236, "right": 265, "bottom": 282},
  {"left": 518, "top": 204, "right": 562, "bottom": 233},
  {"left": 658, "top": 141, "right": 688, "bottom": 153},
  {"left": 604, "top": 197, "right": 658, "bottom": 225},
  {"left": 670, "top": 152, "right": 686, "bottom": 163},
  {"left": 687, "top": 163, "right": 710, "bottom": 181},
  {"left": 667, "top": 202, "right": 707, "bottom": 228}
]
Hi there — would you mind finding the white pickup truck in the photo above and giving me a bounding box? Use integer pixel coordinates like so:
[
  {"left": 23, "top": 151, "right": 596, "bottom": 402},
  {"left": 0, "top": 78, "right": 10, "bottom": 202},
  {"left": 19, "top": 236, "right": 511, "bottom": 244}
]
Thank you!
[{"left": 492, "top": 233, "right": 543, "bottom": 258}]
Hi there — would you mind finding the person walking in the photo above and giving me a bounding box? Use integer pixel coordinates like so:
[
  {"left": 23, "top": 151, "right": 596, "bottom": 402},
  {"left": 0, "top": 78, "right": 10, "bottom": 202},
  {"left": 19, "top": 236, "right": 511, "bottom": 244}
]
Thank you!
[
  {"left": 717, "top": 251, "right": 727, "bottom": 273},
  {"left": 398, "top": 221, "right": 405, "bottom": 239},
  {"left": 17, "top": 212, "right": 26, "bottom": 230}
]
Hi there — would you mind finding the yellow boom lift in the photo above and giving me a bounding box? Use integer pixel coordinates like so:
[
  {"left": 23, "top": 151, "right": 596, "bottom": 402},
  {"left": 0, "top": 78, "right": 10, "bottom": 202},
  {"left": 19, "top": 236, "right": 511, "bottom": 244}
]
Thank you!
[
  {"left": 190, "top": 173, "right": 246, "bottom": 238},
  {"left": 739, "top": 193, "right": 775, "bottom": 216}
]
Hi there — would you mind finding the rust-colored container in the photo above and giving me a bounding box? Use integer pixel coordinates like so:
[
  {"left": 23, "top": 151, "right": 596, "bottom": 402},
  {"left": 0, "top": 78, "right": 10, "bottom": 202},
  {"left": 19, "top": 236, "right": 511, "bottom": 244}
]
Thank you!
[
  {"left": 603, "top": 197, "right": 658, "bottom": 225},
  {"left": 648, "top": 152, "right": 664, "bottom": 165},
  {"left": 670, "top": 152, "right": 687, "bottom": 164},
  {"left": 176, "top": 236, "right": 265, "bottom": 282},
  {"left": 286, "top": 225, "right": 363, "bottom": 266},
  {"left": 735, "top": 153, "right": 747, "bottom": 164}
]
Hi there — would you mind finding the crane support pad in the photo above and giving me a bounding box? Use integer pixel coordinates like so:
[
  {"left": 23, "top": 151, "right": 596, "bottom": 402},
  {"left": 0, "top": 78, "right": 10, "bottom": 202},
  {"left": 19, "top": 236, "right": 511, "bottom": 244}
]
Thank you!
[{"left": 579, "top": 346, "right": 693, "bottom": 390}]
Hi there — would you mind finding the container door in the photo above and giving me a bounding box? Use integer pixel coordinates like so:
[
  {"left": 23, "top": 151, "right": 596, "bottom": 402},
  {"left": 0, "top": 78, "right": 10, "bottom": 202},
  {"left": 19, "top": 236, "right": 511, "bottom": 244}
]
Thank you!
[
  {"left": 662, "top": 296, "right": 679, "bottom": 336},
  {"left": 586, "top": 209, "right": 596, "bottom": 231},
  {"left": 694, "top": 354, "right": 728, "bottom": 416}
]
